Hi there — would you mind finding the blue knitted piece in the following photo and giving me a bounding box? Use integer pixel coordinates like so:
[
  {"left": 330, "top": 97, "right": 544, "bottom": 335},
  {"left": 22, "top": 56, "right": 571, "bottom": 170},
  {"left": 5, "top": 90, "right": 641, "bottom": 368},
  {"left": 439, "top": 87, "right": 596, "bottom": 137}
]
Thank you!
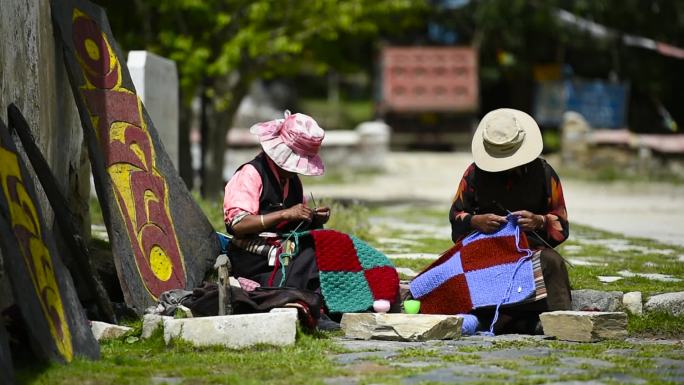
[
  {"left": 465, "top": 259, "right": 534, "bottom": 307},
  {"left": 409, "top": 219, "right": 535, "bottom": 312},
  {"left": 461, "top": 219, "right": 518, "bottom": 245},
  {"left": 410, "top": 252, "right": 463, "bottom": 299}
]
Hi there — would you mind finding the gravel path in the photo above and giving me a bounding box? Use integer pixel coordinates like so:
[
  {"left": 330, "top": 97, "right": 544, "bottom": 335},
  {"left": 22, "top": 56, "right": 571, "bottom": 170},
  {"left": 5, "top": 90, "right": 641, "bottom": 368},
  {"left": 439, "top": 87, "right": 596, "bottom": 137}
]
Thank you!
[{"left": 310, "top": 152, "right": 684, "bottom": 246}]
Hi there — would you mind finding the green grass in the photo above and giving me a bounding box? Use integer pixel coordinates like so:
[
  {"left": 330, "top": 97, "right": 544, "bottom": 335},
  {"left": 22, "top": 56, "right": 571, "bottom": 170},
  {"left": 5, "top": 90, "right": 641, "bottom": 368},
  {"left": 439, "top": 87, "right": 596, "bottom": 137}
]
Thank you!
[
  {"left": 17, "top": 330, "right": 345, "bottom": 385},
  {"left": 629, "top": 311, "right": 684, "bottom": 338},
  {"left": 320, "top": 199, "right": 373, "bottom": 241},
  {"left": 193, "top": 192, "right": 226, "bottom": 232},
  {"left": 559, "top": 224, "right": 684, "bottom": 296}
]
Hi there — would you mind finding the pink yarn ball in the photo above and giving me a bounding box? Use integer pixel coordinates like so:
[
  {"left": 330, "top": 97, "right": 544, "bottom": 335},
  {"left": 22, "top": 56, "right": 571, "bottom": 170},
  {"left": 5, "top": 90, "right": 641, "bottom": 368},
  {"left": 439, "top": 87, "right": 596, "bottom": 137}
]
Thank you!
[{"left": 373, "top": 300, "right": 391, "bottom": 313}]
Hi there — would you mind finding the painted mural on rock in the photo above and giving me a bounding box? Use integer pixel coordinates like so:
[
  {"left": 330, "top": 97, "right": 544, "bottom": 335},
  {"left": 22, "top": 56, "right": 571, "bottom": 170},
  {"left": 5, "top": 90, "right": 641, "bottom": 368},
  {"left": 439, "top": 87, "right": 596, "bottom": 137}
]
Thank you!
[
  {"left": 0, "top": 118, "right": 99, "bottom": 363},
  {"left": 51, "top": 0, "right": 219, "bottom": 312},
  {"left": 8, "top": 104, "right": 116, "bottom": 324}
]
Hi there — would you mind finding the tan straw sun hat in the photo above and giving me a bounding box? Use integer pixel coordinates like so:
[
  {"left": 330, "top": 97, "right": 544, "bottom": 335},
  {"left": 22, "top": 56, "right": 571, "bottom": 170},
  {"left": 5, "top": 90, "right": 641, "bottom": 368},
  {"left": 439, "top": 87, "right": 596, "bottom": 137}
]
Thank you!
[{"left": 471, "top": 108, "right": 543, "bottom": 172}]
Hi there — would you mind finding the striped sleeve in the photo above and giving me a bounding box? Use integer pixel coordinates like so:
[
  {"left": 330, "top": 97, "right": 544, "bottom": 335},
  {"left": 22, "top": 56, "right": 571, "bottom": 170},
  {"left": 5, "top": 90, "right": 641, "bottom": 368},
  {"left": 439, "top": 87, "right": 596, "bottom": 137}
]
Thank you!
[
  {"left": 540, "top": 161, "right": 569, "bottom": 247},
  {"left": 450, "top": 163, "right": 477, "bottom": 243}
]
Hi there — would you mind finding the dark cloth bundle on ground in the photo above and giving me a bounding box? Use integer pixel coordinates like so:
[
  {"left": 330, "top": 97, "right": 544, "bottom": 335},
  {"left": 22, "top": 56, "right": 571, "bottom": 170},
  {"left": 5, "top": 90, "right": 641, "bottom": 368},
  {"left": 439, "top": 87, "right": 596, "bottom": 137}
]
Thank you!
[
  {"left": 409, "top": 219, "right": 537, "bottom": 315},
  {"left": 154, "top": 283, "right": 322, "bottom": 329},
  {"left": 310, "top": 230, "right": 400, "bottom": 313}
]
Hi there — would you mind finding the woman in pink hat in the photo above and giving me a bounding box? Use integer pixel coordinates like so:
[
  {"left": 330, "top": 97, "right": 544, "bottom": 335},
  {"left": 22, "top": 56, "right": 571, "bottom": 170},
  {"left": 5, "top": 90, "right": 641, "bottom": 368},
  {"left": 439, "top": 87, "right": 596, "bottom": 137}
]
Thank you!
[{"left": 223, "top": 111, "right": 330, "bottom": 292}]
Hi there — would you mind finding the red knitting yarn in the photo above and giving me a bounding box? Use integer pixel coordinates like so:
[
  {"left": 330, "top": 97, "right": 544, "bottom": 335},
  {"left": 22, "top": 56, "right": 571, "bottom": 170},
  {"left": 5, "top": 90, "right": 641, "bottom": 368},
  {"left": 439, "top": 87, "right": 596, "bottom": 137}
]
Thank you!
[
  {"left": 364, "top": 266, "right": 400, "bottom": 302},
  {"left": 310, "top": 230, "right": 362, "bottom": 272},
  {"left": 460, "top": 236, "right": 522, "bottom": 272},
  {"left": 420, "top": 275, "right": 472, "bottom": 315},
  {"left": 413, "top": 243, "right": 461, "bottom": 280}
]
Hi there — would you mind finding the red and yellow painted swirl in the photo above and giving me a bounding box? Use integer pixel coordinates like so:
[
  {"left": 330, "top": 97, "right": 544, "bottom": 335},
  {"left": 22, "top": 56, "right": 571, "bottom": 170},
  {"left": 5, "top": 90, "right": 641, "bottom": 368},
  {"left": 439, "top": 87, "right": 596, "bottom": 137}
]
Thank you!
[
  {"left": 0, "top": 147, "right": 73, "bottom": 362},
  {"left": 71, "top": 9, "right": 186, "bottom": 298}
]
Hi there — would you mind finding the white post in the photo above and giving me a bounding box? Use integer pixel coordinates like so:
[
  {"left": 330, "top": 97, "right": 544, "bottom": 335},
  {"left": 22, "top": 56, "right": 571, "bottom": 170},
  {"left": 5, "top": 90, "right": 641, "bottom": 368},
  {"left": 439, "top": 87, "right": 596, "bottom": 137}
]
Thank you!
[{"left": 127, "top": 51, "right": 180, "bottom": 169}]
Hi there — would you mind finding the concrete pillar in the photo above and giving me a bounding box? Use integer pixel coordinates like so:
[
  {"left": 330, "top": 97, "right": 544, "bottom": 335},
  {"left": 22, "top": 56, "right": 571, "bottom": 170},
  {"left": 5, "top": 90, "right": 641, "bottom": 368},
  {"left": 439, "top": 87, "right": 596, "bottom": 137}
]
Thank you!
[
  {"left": 356, "top": 120, "right": 391, "bottom": 171},
  {"left": 127, "top": 51, "right": 180, "bottom": 169},
  {"left": 561, "top": 111, "right": 591, "bottom": 168}
]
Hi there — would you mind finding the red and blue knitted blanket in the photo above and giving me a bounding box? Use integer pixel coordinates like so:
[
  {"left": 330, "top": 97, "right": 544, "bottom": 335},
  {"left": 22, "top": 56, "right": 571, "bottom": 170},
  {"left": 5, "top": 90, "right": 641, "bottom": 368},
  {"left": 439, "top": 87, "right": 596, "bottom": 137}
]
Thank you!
[
  {"left": 409, "top": 220, "right": 535, "bottom": 315},
  {"left": 310, "top": 230, "right": 399, "bottom": 313}
]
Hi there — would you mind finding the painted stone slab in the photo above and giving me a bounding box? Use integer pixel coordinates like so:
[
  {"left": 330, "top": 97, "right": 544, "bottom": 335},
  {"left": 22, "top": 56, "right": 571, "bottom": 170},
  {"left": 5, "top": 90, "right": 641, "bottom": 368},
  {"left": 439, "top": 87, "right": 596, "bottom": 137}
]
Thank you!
[
  {"left": 8, "top": 104, "right": 116, "bottom": 324},
  {"left": 51, "top": 0, "right": 220, "bottom": 312},
  {"left": 0, "top": 118, "right": 99, "bottom": 363},
  {"left": 0, "top": 321, "right": 14, "bottom": 385}
]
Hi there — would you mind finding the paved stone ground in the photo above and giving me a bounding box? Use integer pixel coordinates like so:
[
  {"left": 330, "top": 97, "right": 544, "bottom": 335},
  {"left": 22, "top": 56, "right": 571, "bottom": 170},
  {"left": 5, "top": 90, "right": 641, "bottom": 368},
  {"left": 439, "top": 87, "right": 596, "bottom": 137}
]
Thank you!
[
  {"left": 326, "top": 336, "right": 684, "bottom": 384},
  {"left": 310, "top": 152, "right": 684, "bottom": 247}
]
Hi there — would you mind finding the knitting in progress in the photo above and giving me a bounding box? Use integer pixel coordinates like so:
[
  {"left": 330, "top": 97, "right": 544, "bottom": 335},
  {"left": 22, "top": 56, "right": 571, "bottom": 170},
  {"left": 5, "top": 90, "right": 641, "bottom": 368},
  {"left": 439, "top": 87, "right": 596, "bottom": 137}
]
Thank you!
[
  {"left": 409, "top": 218, "right": 535, "bottom": 316},
  {"left": 311, "top": 230, "right": 399, "bottom": 313}
]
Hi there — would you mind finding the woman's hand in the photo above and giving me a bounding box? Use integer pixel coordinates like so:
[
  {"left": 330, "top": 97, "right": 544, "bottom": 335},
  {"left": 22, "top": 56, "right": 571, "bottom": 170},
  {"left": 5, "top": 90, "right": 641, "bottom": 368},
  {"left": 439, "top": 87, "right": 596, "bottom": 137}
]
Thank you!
[
  {"left": 511, "top": 210, "right": 545, "bottom": 231},
  {"left": 313, "top": 206, "right": 331, "bottom": 225},
  {"left": 282, "top": 203, "right": 313, "bottom": 222},
  {"left": 471, "top": 213, "right": 507, "bottom": 233}
]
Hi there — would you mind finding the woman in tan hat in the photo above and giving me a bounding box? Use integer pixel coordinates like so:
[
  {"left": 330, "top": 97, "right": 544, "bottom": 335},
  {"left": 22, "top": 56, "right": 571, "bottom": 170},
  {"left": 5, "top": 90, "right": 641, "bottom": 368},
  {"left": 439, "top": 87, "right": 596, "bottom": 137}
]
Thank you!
[
  {"left": 223, "top": 111, "right": 330, "bottom": 292},
  {"left": 451, "top": 108, "right": 572, "bottom": 334}
]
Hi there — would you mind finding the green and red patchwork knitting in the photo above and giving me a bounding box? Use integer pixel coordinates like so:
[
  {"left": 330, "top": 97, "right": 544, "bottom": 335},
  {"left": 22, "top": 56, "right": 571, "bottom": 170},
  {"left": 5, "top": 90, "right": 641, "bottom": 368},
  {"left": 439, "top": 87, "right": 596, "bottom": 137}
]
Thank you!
[{"left": 311, "top": 229, "right": 399, "bottom": 313}]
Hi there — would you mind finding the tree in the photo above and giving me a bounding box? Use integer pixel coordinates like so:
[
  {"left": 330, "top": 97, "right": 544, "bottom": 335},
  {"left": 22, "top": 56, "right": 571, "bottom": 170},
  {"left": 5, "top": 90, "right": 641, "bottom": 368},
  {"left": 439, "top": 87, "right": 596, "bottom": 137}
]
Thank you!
[
  {"left": 435, "top": 0, "right": 684, "bottom": 129},
  {"left": 96, "top": 0, "right": 428, "bottom": 198}
]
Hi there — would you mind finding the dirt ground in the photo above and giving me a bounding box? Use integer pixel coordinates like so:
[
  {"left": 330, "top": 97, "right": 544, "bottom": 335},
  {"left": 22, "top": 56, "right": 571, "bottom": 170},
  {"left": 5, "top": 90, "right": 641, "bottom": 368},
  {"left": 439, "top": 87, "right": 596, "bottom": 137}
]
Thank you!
[{"left": 310, "top": 152, "right": 684, "bottom": 247}]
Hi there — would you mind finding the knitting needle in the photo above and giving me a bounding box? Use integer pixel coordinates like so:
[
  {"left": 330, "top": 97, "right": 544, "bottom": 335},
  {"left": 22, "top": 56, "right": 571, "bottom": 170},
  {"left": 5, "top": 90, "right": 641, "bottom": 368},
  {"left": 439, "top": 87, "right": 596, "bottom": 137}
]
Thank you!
[
  {"left": 285, "top": 194, "right": 316, "bottom": 237},
  {"left": 492, "top": 201, "right": 570, "bottom": 266},
  {"left": 309, "top": 192, "right": 318, "bottom": 210}
]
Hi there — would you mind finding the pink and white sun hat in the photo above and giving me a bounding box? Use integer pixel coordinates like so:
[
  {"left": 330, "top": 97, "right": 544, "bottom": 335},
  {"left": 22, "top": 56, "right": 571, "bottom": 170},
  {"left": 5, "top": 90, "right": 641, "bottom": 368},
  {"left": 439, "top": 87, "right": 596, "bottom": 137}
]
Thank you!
[{"left": 249, "top": 110, "right": 325, "bottom": 176}]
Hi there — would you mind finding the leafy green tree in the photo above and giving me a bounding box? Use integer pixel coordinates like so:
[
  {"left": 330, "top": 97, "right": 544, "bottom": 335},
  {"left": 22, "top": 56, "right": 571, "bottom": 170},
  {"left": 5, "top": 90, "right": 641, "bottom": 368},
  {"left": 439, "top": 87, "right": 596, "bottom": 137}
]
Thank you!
[{"left": 96, "top": 0, "right": 427, "bottom": 197}]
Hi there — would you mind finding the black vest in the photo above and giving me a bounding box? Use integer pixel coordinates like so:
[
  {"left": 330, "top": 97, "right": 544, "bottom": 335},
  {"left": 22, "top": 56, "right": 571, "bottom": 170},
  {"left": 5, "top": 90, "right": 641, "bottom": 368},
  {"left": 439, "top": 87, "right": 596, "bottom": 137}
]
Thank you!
[
  {"left": 237, "top": 152, "right": 304, "bottom": 232},
  {"left": 471, "top": 158, "right": 547, "bottom": 216}
]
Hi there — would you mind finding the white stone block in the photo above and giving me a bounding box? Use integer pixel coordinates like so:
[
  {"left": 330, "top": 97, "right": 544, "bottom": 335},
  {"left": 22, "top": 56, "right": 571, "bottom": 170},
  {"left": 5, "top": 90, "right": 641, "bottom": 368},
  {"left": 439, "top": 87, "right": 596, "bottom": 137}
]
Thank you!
[
  {"left": 622, "top": 291, "right": 643, "bottom": 315},
  {"left": 269, "top": 307, "right": 298, "bottom": 315},
  {"left": 644, "top": 291, "right": 684, "bottom": 316},
  {"left": 142, "top": 314, "right": 172, "bottom": 339},
  {"left": 340, "top": 313, "right": 462, "bottom": 342},
  {"left": 163, "top": 311, "right": 298, "bottom": 348},
  {"left": 539, "top": 311, "right": 628, "bottom": 342},
  {"left": 127, "top": 51, "right": 179, "bottom": 169},
  {"left": 90, "top": 321, "right": 132, "bottom": 341}
]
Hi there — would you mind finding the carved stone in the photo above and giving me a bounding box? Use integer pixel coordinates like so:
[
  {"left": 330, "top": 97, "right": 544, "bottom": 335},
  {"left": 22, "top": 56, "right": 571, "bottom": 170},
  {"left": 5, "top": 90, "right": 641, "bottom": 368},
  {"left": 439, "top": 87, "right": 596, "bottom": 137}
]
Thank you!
[
  {"left": 51, "top": 0, "right": 220, "bottom": 313},
  {"left": 8, "top": 104, "right": 115, "bottom": 324},
  {"left": 0, "top": 118, "right": 99, "bottom": 363}
]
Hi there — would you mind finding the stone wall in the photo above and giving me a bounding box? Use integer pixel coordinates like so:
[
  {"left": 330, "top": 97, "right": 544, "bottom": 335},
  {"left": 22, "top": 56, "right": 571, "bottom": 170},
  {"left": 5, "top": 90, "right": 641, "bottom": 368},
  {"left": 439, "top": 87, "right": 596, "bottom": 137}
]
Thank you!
[{"left": 0, "top": 0, "right": 88, "bottom": 308}]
